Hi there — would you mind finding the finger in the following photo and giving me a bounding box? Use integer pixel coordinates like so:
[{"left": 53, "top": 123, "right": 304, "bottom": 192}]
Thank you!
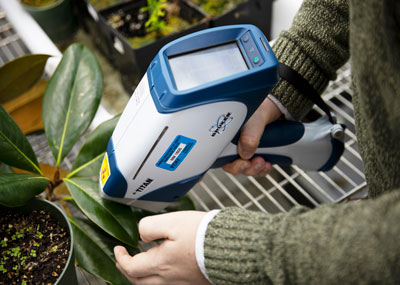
[
  {"left": 119, "top": 245, "right": 164, "bottom": 277},
  {"left": 114, "top": 246, "right": 134, "bottom": 272},
  {"left": 139, "top": 214, "right": 175, "bottom": 243},
  {"left": 222, "top": 159, "right": 251, "bottom": 175},
  {"left": 243, "top": 156, "right": 268, "bottom": 176}
]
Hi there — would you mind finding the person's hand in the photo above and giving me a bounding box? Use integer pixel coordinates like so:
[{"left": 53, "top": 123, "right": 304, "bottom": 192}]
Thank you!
[
  {"left": 114, "top": 211, "right": 210, "bottom": 285},
  {"left": 223, "top": 97, "right": 282, "bottom": 176}
]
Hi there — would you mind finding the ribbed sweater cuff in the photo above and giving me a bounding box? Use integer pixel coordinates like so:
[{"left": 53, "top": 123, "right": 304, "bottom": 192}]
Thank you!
[
  {"left": 203, "top": 207, "right": 278, "bottom": 284},
  {"left": 271, "top": 35, "right": 330, "bottom": 120}
]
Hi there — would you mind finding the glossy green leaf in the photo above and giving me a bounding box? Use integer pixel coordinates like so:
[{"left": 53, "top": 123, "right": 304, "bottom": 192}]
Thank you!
[
  {"left": 0, "top": 105, "right": 42, "bottom": 174},
  {"left": 69, "top": 216, "right": 135, "bottom": 285},
  {"left": 0, "top": 54, "right": 50, "bottom": 103},
  {"left": 0, "top": 173, "right": 49, "bottom": 207},
  {"left": 64, "top": 178, "right": 138, "bottom": 247},
  {"left": 43, "top": 43, "right": 103, "bottom": 167},
  {"left": 0, "top": 162, "right": 13, "bottom": 173},
  {"left": 68, "top": 115, "right": 120, "bottom": 178}
]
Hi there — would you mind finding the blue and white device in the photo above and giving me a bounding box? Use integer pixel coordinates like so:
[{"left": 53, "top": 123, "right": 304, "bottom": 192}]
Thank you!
[{"left": 99, "top": 25, "right": 345, "bottom": 211}]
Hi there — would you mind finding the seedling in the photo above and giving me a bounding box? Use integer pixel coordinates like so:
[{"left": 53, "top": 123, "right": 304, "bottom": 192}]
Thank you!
[{"left": 141, "top": 0, "right": 169, "bottom": 38}]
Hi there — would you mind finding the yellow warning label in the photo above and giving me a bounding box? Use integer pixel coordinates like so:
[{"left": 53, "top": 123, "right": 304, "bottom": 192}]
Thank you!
[{"left": 100, "top": 153, "right": 110, "bottom": 187}]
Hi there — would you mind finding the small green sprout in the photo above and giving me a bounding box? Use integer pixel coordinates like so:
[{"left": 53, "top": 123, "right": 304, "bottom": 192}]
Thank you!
[
  {"left": 10, "top": 247, "right": 20, "bottom": 257},
  {"left": 52, "top": 245, "right": 58, "bottom": 252},
  {"left": 30, "top": 249, "right": 36, "bottom": 257},
  {"left": 16, "top": 229, "right": 24, "bottom": 239},
  {"left": 0, "top": 240, "right": 7, "bottom": 247},
  {"left": 21, "top": 256, "right": 27, "bottom": 265},
  {"left": 0, "top": 264, "right": 7, "bottom": 273},
  {"left": 37, "top": 231, "right": 43, "bottom": 239},
  {"left": 12, "top": 265, "right": 18, "bottom": 271}
]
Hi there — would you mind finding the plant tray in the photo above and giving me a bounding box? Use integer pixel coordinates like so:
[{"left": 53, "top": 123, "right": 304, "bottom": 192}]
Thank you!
[
  {"left": 209, "top": 0, "right": 272, "bottom": 38},
  {"left": 77, "top": 0, "right": 210, "bottom": 93}
]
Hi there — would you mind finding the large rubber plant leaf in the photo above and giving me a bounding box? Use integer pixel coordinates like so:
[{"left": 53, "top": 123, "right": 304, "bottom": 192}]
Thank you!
[
  {"left": 0, "top": 54, "right": 50, "bottom": 103},
  {"left": 68, "top": 115, "right": 120, "bottom": 178},
  {"left": 64, "top": 178, "right": 138, "bottom": 247},
  {"left": 0, "top": 173, "right": 49, "bottom": 207},
  {"left": 43, "top": 43, "right": 103, "bottom": 167},
  {"left": 0, "top": 104, "right": 42, "bottom": 174},
  {"left": 69, "top": 216, "right": 137, "bottom": 285}
]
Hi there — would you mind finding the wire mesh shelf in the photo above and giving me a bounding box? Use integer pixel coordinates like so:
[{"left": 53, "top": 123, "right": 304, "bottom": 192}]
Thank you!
[{"left": 0, "top": 9, "right": 29, "bottom": 66}]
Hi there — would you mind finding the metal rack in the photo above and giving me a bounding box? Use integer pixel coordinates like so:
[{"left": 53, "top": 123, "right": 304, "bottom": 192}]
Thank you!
[{"left": 0, "top": 9, "right": 29, "bottom": 66}]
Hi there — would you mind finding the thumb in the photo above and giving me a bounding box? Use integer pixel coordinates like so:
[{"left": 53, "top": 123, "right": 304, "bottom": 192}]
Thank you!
[
  {"left": 238, "top": 111, "right": 268, "bottom": 159},
  {"left": 239, "top": 97, "right": 282, "bottom": 159},
  {"left": 138, "top": 214, "right": 174, "bottom": 243}
]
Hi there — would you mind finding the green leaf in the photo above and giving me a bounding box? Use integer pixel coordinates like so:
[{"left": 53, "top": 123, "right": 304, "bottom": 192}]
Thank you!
[
  {"left": 0, "top": 105, "right": 42, "bottom": 174},
  {"left": 68, "top": 115, "right": 120, "bottom": 178},
  {"left": 0, "top": 54, "right": 50, "bottom": 103},
  {"left": 43, "top": 43, "right": 103, "bottom": 167},
  {"left": 0, "top": 173, "right": 49, "bottom": 207},
  {"left": 69, "top": 216, "right": 135, "bottom": 285},
  {"left": 64, "top": 178, "right": 138, "bottom": 247},
  {"left": 0, "top": 162, "right": 13, "bottom": 174}
]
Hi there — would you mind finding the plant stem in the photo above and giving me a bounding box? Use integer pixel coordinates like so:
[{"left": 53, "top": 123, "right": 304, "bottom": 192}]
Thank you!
[{"left": 46, "top": 169, "right": 62, "bottom": 201}]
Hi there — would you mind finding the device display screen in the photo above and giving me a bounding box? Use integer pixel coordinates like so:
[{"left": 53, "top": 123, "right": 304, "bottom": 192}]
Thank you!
[{"left": 168, "top": 42, "right": 249, "bottom": 91}]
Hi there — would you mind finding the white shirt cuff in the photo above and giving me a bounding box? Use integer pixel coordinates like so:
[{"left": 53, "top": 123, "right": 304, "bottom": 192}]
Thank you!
[
  {"left": 195, "top": 209, "right": 221, "bottom": 284},
  {"left": 268, "top": 94, "right": 294, "bottom": 120}
]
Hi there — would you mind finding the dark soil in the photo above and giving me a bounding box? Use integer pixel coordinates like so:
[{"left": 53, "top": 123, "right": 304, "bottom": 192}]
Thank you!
[
  {"left": 0, "top": 207, "right": 70, "bottom": 285},
  {"left": 107, "top": 7, "right": 149, "bottom": 38}
]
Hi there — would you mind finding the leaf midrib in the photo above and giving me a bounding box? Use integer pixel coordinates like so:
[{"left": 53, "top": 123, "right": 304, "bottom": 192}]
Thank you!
[
  {"left": 67, "top": 152, "right": 104, "bottom": 178},
  {"left": 0, "top": 131, "right": 43, "bottom": 175},
  {"left": 0, "top": 175, "right": 49, "bottom": 186},
  {"left": 56, "top": 77, "right": 78, "bottom": 167}
]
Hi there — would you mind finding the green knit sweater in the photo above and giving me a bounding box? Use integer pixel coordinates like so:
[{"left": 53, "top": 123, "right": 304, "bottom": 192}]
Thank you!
[{"left": 203, "top": 0, "right": 400, "bottom": 283}]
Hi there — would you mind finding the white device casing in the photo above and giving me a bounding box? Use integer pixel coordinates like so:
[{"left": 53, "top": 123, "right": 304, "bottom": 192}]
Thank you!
[{"left": 101, "top": 73, "right": 248, "bottom": 209}]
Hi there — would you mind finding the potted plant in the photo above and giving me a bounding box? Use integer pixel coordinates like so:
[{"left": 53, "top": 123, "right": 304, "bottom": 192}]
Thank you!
[
  {"left": 77, "top": 0, "right": 210, "bottom": 93},
  {"left": 0, "top": 43, "right": 194, "bottom": 283},
  {"left": 0, "top": 198, "right": 77, "bottom": 284},
  {"left": 21, "top": 0, "right": 78, "bottom": 44}
]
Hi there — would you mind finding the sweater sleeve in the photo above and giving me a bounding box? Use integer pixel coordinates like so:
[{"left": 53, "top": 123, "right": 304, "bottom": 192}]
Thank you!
[
  {"left": 271, "top": 0, "right": 350, "bottom": 120},
  {"left": 203, "top": 190, "right": 400, "bottom": 284}
]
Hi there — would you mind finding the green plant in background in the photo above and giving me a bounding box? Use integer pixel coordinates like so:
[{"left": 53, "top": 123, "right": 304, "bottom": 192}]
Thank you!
[
  {"left": 141, "top": 0, "right": 169, "bottom": 38},
  {"left": 20, "top": 0, "right": 59, "bottom": 7},
  {"left": 0, "top": 43, "right": 193, "bottom": 283},
  {"left": 193, "top": 0, "right": 244, "bottom": 16},
  {"left": 88, "top": 0, "right": 122, "bottom": 11}
]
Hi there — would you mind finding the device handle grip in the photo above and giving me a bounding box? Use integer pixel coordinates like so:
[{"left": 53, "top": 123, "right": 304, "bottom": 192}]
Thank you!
[{"left": 213, "top": 117, "right": 345, "bottom": 171}]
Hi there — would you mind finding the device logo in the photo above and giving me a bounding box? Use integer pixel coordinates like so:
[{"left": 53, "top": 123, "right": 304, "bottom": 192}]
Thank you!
[
  {"left": 210, "top": 113, "right": 233, "bottom": 137},
  {"left": 133, "top": 178, "right": 154, "bottom": 195}
]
